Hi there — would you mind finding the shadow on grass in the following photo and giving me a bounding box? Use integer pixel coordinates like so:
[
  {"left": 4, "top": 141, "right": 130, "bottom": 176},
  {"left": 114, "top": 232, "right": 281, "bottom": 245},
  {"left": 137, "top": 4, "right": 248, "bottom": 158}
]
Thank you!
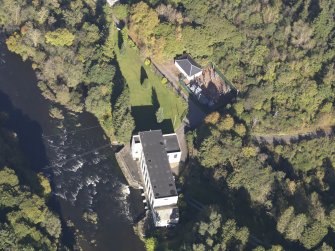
[
  {"left": 131, "top": 105, "right": 173, "bottom": 134},
  {"left": 140, "top": 66, "right": 148, "bottom": 84},
  {"left": 117, "top": 30, "right": 124, "bottom": 50},
  {"left": 151, "top": 87, "right": 160, "bottom": 112}
]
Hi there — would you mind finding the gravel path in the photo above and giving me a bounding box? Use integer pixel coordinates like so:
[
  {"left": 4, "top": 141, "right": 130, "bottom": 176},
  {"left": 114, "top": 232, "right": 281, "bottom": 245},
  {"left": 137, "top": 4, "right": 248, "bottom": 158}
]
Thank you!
[{"left": 253, "top": 127, "right": 334, "bottom": 144}]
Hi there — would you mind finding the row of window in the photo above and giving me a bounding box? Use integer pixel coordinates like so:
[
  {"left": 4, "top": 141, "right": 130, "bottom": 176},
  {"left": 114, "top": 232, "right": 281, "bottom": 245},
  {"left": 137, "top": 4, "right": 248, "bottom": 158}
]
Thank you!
[{"left": 140, "top": 153, "right": 155, "bottom": 207}]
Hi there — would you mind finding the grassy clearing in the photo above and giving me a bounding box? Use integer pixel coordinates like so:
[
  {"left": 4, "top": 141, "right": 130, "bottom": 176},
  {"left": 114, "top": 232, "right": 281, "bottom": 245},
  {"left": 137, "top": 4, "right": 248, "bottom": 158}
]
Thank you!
[{"left": 113, "top": 30, "right": 187, "bottom": 130}]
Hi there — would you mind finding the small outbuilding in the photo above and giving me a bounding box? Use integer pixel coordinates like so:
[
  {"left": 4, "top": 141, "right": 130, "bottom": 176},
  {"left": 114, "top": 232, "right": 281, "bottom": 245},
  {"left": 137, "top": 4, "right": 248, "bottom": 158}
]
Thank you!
[
  {"left": 175, "top": 55, "right": 203, "bottom": 80},
  {"left": 107, "top": 0, "right": 119, "bottom": 6}
]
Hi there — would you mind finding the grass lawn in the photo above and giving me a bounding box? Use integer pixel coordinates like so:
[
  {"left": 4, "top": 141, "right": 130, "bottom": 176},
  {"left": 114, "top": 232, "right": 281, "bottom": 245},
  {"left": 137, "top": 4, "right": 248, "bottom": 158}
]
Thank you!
[{"left": 113, "top": 30, "right": 187, "bottom": 132}]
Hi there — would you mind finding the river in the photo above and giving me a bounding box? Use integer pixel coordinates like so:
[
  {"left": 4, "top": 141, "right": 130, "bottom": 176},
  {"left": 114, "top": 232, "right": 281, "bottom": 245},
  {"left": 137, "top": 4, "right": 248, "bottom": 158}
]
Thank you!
[{"left": 0, "top": 40, "right": 145, "bottom": 251}]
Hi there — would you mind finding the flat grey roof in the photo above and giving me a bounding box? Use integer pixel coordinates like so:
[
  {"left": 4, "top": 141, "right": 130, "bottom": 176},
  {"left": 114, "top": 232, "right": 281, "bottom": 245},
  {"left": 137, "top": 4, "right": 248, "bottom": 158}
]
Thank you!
[
  {"left": 175, "top": 55, "right": 202, "bottom": 77},
  {"left": 163, "top": 134, "right": 180, "bottom": 153},
  {"left": 139, "top": 130, "right": 177, "bottom": 199}
]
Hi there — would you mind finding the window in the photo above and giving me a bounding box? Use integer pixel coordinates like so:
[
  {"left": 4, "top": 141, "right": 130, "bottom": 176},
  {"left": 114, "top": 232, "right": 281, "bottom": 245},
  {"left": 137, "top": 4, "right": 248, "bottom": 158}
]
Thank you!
[{"left": 174, "top": 154, "right": 178, "bottom": 158}]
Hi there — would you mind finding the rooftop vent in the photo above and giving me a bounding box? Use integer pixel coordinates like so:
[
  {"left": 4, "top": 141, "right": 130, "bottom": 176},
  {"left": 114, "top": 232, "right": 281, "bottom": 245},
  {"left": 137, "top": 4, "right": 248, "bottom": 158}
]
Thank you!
[{"left": 170, "top": 190, "right": 176, "bottom": 195}]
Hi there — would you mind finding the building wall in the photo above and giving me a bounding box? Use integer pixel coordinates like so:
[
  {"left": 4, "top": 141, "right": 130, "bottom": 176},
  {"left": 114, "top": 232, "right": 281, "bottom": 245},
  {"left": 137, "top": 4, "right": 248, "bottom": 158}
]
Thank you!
[
  {"left": 194, "top": 71, "right": 202, "bottom": 79},
  {"left": 167, "top": 151, "right": 181, "bottom": 164},
  {"left": 153, "top": 196, "right": 178, "bottom": 208},
  {"left": 174, "top": 61, "right": 202, "bottom": 80},
  {"left": 131, "top": 136, "right": 142, "bottom": 160},
  {"left": 175, "top": 61, "right": 192, "bottom": 80}
]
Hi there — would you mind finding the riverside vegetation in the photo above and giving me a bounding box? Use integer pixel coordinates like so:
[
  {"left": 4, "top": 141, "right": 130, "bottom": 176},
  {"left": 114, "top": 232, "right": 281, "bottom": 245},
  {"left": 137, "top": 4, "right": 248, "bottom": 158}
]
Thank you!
[
  {"left": 1, "top": 0, "right": 134, "bottom": 143},
  {"left": 0, "top": 116, "right": 63, "bottom": 250},
  {"left": 0, "top": 0, "right": 187, "bottom": 143},
  {"left": 1, "top": 0, "right": 335, "bottom": 251}
]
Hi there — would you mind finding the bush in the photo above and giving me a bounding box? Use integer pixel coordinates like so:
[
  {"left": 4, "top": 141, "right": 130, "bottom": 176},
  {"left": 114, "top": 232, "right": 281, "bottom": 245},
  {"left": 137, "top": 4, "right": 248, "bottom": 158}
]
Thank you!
[
  {"left": 161, "top": 77, "right": 168, "bottom": 85},
  {"left": 49, "top": 107, "right": 64, "bottom": 120},
  {"left": 144, "top": 58, "right": 151, "bottom": 66},
  {"left": 128, "top": 38, "right": 136, "bottom": 48}
]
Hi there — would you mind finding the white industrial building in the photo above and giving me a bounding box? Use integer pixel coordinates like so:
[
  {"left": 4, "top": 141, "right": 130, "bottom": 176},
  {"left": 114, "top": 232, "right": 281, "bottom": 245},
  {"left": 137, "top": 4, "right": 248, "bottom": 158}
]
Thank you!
[{"left": 131, "top": 130, "right": 181, "bottom": 227}]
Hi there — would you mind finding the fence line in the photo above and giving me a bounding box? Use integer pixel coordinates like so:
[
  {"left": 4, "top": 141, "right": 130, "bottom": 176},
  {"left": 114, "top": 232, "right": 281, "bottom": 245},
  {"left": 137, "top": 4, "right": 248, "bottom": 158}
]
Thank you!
[{"left": 150, "top": 61, "right": 189, "bottom": 102}]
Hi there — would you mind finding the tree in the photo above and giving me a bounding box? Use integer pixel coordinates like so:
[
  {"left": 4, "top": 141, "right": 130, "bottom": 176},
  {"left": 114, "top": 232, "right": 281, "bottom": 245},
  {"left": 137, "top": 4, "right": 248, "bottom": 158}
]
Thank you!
[
  {"left": 0, "top": 167, "right": 19, "bottom": 187},
  {"left": 129, "top": 2, "right": 159, "bottom": 46},
  {"left": 37, "top": 173, "right": 51, "bottom": 196},
  {"left": 234, "top": 123, "right": 246, "bottom": 136},
  {"left": 85, "top": 85, "right": 112, "bottom": 117},
  {"left": 218, "top": 115, "right": 234, "bottom": 131},
  {"left": 285, "top": 214, "right": 307, "bottom": 240},
  {"left": 277, "top": 207, "right": 294, "bottom": 234},
  {"left": 317, "top": 243, "right": 333, "bottom": 251},
  {"left": 234, "top": 102, "right": 244, "bottom": 116},
  {"left": 40, "top": 211, "right": 62, "bottom": 239},
  {"left": 328, "top": 209, "right": 335, "bottom": 231},
  {"left": 45, "top": 28, "right": 75, "bottom": 46},
  {"left": 86, "top": 63, "right": 115, "bottom": 85},
  {"left": 204, "top": 111, "right": 220, "bottom": 124},
  {"left": 0, "top": 224, "right": 19, "bottom": 250},
  {"left": 112, "top": 86, "right": 135, "bottom": 142},
  {"left": 242, "top": 147, "right": 257, "bottom": 157},
  {"left": 156, "top": 107, "right": 164, "bottom": 123},
  {"left": 0, "top": 164, "right": 62, "bottom": 250},
  {"left": 145, "top": 237, "right": 157, "bottom": 251},
  {"left": 112, "top": 4, "right": 129, "bottom": 20},
  {"left": 6, "top": 32, "right": 33, "bottom": 60},
  {"left": 49, "top": 107, "right": 64, "bottom": 120},
  {"left": 300, "top": 222, "right": 328, "bottom": 249},
  {"left": 290, "top": 20, "right": 315, "bottom": 49},
  {"left": 190, "top": 209, "right": 249, "bottom": 251}
]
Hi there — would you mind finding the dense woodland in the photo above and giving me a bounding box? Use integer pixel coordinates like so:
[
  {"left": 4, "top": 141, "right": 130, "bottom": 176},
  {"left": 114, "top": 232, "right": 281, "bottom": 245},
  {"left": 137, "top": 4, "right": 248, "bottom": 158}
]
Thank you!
[
  {"left": 167, "top": 112, "right": 335, "bottom": 250},
  {"left": 0, "top": 117, "right": 63, "bottom": 250},
  {"left": 1, "top": 0, "right": 335, "bottom": 251}
]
